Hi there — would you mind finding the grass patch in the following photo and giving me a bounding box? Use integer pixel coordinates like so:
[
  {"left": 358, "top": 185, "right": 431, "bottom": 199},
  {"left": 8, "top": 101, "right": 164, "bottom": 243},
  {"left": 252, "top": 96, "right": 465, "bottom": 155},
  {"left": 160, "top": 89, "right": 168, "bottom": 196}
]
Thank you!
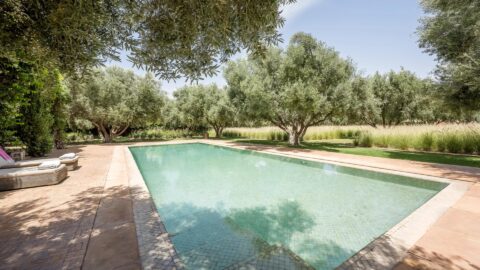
[{"left": 235, "top": 139, "right": 480, "bottom": 168}]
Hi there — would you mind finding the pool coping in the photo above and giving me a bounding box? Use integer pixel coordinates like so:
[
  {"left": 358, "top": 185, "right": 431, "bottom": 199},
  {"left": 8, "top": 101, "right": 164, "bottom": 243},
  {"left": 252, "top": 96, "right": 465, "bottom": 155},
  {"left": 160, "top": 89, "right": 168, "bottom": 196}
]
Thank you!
[{"left": 124, "top": 140, "right": 471, "bottom": 270}]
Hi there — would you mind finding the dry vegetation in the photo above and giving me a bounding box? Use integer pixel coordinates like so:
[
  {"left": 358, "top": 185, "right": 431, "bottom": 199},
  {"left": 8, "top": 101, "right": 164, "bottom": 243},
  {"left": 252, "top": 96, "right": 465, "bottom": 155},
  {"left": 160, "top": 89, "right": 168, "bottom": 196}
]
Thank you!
[{"left": 223, "top": 124, "right": 480, "bottom": 155}]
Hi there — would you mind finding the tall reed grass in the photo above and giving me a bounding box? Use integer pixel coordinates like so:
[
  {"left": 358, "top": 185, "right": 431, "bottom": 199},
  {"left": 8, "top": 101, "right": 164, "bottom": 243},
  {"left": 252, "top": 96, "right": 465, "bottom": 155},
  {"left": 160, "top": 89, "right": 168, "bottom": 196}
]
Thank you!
[
  {"left": 224, "top": 124, "right": 480, "bottom": 155},
  {"left": 129, "top": 128, "right": 192, "bottom": 140},
  {"left": 222, "top": 126, "right": 364, "bottom": 141}
]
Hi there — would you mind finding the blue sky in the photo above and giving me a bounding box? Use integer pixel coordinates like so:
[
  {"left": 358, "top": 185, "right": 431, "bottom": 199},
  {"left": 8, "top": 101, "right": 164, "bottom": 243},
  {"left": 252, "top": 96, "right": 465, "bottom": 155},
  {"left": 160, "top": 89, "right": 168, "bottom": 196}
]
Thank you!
[{"left": 109, "top": 0, "right": 435, "bottom": 95}]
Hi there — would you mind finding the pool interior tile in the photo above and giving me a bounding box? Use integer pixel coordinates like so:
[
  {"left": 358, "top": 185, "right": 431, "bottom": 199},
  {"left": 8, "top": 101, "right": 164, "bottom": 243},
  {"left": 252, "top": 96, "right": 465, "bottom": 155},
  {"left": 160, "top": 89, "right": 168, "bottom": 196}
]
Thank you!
[{"left": 129, "top": 143, "right": 458, "bottom": 269}]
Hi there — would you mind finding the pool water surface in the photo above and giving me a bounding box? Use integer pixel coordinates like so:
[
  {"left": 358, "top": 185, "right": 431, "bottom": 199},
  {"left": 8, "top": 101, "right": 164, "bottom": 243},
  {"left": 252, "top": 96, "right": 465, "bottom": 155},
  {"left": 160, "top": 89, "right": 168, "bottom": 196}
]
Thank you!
[{"left": 130, "top": 143, "right": 447, "bottom": 269}]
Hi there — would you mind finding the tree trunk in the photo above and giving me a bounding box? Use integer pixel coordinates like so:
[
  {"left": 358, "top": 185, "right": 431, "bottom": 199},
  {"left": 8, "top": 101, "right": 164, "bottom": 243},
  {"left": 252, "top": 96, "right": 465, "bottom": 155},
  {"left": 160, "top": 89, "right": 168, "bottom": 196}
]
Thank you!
[
  {"left": 53, "top": 129, "right": 65, "bottom": 149},
  {"left": 299, "top": 127, "right": 308, "bottom": 143},
  {"left": 214, "top": 127, "right": 223, "bottom": 138},
  {"left": 98, "top": 124, "right": 112, "bottom": 143},
  {"left": 288, "top": 130, "right": 300, "bottom": 146},
  {"left": 102, "top": 132, "right": 112, "bottom": 143}
]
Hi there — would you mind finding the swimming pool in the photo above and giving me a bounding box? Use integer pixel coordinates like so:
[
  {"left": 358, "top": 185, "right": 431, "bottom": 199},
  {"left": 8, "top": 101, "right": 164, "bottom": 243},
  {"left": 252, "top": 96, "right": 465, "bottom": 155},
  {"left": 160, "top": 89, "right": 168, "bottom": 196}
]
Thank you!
[{"left": 130, "top": 143, "right": 447, "bottom": 269}]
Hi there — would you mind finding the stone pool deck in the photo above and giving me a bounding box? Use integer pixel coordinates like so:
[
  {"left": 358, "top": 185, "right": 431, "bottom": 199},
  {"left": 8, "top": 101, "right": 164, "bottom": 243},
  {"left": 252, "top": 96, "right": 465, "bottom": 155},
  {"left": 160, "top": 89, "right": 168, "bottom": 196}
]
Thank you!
[{"left": 0, "top": 140, "right": 479, "bottom": 269}]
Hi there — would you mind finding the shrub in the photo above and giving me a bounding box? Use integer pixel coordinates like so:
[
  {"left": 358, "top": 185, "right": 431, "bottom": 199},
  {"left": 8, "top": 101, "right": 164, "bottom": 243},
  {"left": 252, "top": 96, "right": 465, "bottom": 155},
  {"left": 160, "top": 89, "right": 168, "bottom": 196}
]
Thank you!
[
  {"left": 418, "top": 133, "right": 434, "bottom": 151},
  {"left": 443, "top": 133, "right": 463, "bottom": 153},
  {"left": 462, "top": 130, "right": 478, "bottom": 154},
  {"left": 17, "top": 90, "right": 54, "bottom": 157},
  {"left": 354, "top": 131, "right": 373, "bottom": 147}
]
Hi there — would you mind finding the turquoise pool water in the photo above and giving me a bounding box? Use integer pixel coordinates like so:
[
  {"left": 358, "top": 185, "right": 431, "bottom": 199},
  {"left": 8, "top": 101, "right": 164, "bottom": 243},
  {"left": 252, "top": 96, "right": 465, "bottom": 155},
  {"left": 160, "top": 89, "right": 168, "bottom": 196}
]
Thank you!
[{"left": 130, "top": 143, "right": 447, "bottom": 270}]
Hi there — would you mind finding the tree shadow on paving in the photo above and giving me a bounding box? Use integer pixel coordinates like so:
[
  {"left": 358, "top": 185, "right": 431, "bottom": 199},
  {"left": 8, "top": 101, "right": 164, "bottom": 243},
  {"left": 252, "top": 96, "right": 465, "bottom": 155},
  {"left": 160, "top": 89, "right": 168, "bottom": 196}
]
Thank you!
[
  {"left": 0, "top": 185, "right": 139, "bottom": 269},
  {"left": 394, "top": 246, "right": 480, "bottom": 270}
]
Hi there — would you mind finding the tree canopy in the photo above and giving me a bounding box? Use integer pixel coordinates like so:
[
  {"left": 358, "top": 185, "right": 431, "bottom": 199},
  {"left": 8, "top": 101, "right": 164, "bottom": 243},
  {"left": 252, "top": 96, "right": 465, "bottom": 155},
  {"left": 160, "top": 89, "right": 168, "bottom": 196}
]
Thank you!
[
  {"left": 225, "top": 32, "right": 355, "bottom": 145},
  {"left": 0, "top": 0, "right": 132, "bottom": 74},
  {"left": 174, "top": 84, "right": 235, "bottom": 137},
  {"left": 419, "top": 0, "right": 480, "bottom": 110},
  {"left": 1, "top": 0, "right": 295, "bottom": 79},
  {"left": 348, "top": 70, "right": 436, "bottom": 127},
  {"left": 70, "top": 67, "right": 166, "bottom": 142}
]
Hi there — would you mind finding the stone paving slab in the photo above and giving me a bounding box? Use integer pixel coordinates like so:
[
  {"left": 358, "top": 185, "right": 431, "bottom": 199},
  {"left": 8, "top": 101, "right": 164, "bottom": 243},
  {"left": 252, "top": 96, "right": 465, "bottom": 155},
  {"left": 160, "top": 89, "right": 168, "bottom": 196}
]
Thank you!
[
  {"left": 82, "top": 146, "right": 141, "bottom": 270},
  {"left": 0, "top": 145, "right": 115, "bottom": 270},
  {"left": 394, "top": 182, "right": 480, "bottom": 270}
]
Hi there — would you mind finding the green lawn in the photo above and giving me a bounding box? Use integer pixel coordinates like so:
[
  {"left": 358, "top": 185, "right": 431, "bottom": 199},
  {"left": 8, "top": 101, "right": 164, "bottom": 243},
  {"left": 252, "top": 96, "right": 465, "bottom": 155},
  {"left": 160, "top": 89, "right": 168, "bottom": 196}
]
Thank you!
[{"left": 234, "top": 139, "right": 480, "bottom": 168}]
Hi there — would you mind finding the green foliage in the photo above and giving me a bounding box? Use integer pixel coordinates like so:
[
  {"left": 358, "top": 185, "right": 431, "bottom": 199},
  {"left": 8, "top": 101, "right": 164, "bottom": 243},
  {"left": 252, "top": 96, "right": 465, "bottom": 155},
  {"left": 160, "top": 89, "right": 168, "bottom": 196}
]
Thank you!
[
  {"left": 65, "top": 132, "right": 97, "bottom": 144},
  {"left": 132, "top": 0, "right": 295, "bottom": 80},
  {"left": 0, "top": 0, "right": 133, "bottom": 74},
  {"left": 18, "top": 93, "right": 54, "bottom": 156},
  {"left": 0, "top": 57, "right": 33, "bottom": 146},
  {"left": 70, "top": 67, "right": 167, "bottom": 142},
  {"left": 1, "top": 0, "right": 294, "bottom": 80},
  {"left": 346, "top": 76, "right": 379, "bottom": 127},
  {"left": 0, "top": 57, "right": 67, "bottom": 155},
  {"left": 357, "top": 124, "right": 480, "bottom": 154},
  {"left": 17, "top": 69, "right": 57, "bottom": 156},
  {"left": 418, "top": 133, "right": 434, "bottom": 151},
  {"left": 162, "top": 100, "right": 186, "bottom": 130},
  {"left": 51, "top": 71, "right": 69, "bottom": 149},
  {"left": 225, "top": 32, "right": 355, "bottom": 145},
  {"left": 129, "top": 128, "right": 192, "bottom": 141},
  {"left": 348, "top": 70, "right": 439, "bottom": 126},
  {"left": 222, "top": 126, "right": 364, "bottom": 142},
  {"left": 419, "top": 0, "right": 480, "bottom": 111},
  {"left": 227, "top": 124, "right": 480, "bottom": 155},
  {"left": 65, "top": 128, "right": 192, "bottom": 144},
  {"left": 353, "top": 132, "right": 373, "bottom": 147},
  {"left": 174, "top": 84, "right": 235, "bottom": 137},
  {"left": 219, "top": 129, "right": 288, "bottom": 141}
]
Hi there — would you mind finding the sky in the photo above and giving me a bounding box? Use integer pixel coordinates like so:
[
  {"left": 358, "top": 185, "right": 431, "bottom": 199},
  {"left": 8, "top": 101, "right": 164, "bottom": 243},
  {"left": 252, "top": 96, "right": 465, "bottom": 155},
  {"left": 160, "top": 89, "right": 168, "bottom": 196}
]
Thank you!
[{"left": 108, "top": 0, "right": 436, "bottom": 95}]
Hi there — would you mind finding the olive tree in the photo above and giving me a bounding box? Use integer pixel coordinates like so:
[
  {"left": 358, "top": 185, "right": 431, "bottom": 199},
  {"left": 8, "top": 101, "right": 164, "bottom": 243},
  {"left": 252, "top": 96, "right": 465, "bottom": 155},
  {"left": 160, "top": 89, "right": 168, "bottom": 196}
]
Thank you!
[
  {"left": 1, "top": 0, "right": 295, "bottom": 80},
  {"left": 348, "top": 70, "right": 436, "bottom": 127},
  {"left": 70, "top": 67, "right": 166, "bottom": 143},
  {"left": 346, "top": 76, "right": 380, "bottom": 127},
  {"left": 174, "top": 85, "right": 235, "bottom": 138},
  {"left": 374, "top": 70, "right": 431, "bottom": 127},
  {"left": 418, "top": 0, "right": 480, "bottom": 111},
  {"left": 225, "top": 32, "right": 354, "bottom": 146}
]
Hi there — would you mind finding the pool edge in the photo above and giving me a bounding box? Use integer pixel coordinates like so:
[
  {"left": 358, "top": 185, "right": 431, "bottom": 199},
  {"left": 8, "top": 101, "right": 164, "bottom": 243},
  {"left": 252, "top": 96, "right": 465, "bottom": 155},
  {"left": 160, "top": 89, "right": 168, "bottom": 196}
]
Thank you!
[
  {"left": 124, "top": 140, "right": 471, "bottom": 270},
  {"left": 124, "top": 145, "right": 184, "bottom": 270}
]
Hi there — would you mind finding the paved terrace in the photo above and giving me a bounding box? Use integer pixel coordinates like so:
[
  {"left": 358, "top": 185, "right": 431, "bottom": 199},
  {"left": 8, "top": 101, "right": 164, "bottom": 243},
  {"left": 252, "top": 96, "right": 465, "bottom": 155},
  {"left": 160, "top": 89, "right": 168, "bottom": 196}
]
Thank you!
[{"left": 0, "top": 140, "right": 479, "bottom": 269}]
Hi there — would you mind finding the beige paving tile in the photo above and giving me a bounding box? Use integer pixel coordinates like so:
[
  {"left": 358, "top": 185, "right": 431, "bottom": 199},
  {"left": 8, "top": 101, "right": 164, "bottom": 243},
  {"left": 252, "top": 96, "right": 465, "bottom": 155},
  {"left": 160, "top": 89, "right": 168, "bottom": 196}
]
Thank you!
[
  {"left": 82, "top": 223, "right": 141, "bottom": 270},
  {"left": 94, "top": 196, "right": 134, "bottom": 228},
  {"left": 434, "top": 208, "right": 480, "bottom": 239},
  {"left": 466, "top": 183, "right": 480, "bottom": 197},
  {"left": 0, "top": 145, "right": 116, "bottom": 269},
  {"left": 414, "top": 227, "right": 480, "bottom": 266},
  {"left": 452, "top": 195, "right": 480, "bottom": 214},
  {"left": 396, "top": 248, "right": 479, "bottom": 270}
]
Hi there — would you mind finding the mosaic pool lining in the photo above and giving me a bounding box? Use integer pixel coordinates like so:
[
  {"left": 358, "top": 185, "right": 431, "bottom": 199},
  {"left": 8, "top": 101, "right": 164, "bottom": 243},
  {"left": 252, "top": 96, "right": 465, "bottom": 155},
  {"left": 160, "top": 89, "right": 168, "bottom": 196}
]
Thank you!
[{"left": 129, "top": 143, "right": 447, "bottom": 269}]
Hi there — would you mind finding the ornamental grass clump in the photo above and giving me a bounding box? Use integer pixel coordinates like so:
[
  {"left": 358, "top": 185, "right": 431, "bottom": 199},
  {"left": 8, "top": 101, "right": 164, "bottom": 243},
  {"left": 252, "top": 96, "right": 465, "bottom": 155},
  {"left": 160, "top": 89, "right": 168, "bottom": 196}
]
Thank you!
[
  {"left": 353, "top": 131, "right": 373, "bottom": 147},
  {"left": 418, "top": 132, "right": 434, "bottom": 151}
]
